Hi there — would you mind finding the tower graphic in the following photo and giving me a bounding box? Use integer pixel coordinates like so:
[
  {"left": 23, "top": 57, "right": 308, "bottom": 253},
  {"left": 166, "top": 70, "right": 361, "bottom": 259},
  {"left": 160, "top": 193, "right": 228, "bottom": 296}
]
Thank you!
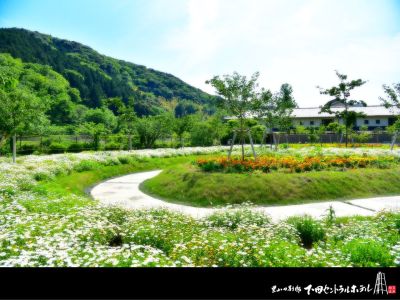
[{"left": 374, "top": 272, "right": 388, "bottom": 295}]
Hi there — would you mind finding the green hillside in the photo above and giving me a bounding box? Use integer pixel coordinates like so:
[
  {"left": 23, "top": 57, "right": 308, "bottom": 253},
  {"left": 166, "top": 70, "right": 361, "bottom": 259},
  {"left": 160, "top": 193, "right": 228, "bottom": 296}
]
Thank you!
[{"left": 0, "top": 27, "right": 216, "bottom": 116}]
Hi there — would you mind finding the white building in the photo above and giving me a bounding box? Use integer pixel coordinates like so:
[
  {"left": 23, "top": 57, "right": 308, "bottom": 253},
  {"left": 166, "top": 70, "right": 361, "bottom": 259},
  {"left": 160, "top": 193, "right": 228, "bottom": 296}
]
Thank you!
[{"left": 292, "top": 105, "right": 400, "bottom": 130}]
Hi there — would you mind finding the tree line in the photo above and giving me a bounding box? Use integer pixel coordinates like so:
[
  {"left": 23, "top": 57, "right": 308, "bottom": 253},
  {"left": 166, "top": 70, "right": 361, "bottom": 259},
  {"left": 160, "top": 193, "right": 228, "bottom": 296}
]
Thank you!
[{"left": 1, "top": 50, "right": 400, "bottom": 162}]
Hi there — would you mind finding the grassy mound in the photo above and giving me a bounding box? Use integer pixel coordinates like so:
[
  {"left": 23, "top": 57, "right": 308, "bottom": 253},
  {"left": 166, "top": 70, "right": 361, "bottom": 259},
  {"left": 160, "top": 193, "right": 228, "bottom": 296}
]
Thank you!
[{"left": 141, "top": 164, "right": 400, "bottom": 207}]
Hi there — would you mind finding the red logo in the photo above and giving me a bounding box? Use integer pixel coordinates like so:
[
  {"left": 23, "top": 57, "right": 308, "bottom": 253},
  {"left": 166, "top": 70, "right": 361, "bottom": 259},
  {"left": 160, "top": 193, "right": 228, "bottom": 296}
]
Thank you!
[{"left": 388, "top": 286, "right": 396, "bottom": 294}]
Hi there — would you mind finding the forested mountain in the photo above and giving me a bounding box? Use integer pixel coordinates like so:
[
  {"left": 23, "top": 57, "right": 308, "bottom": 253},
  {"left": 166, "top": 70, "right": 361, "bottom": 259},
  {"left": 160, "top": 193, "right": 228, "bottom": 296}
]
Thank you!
[{"left": 0, "top": 28, "right": 216, "bottom": 116}]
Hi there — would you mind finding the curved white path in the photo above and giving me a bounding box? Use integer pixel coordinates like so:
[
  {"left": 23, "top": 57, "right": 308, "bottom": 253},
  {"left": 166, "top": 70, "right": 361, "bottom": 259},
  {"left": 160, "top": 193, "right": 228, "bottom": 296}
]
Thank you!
[{"left": 90, "top": 170, "right": 400, "bottom": 221}]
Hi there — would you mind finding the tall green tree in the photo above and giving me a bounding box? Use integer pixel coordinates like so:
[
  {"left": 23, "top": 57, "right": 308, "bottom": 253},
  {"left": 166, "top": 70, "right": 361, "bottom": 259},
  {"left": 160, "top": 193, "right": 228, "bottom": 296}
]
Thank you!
[
  {"left": 83, "top": 107, "right": 117, "bottom": 131},
  {"left": 0, "top": 53, "right": 48, "bottom": 162},
  {"left": 274, "top": 84, "right": 297, "bottom": 146},
  {"left": 318, "top": 71, "right": 366, "bottom": 147},
  {"left": 254, "top": 88, "right": 276, "bottom": 148},
  {"left": 173, "top": 115, "right": 193, "bottom": 148},
  {"left": 108, "top": 97, "right": 137, "bottom": 150},
  {"left": 380, "top": 83, "right": 400, "bottom": 149},
  {"left": 77, "top": 122, "right": 108, "bottom": 150},
  {"left": 206, "top": 110, "right": 228, "bottom": 145},
  {"left": 206, "top": 72, "right": 259, "bottom": 160},
  {"left": 326, "top": 121, "right": 346, "bottom": 143},
  {"left": 135, "top": 114, "right": 173, "bottom": 149},
  {"left": 380, "top": 83, "right": 400, "bottom": 109},
  {"left": 20, "top": 63, "right": 81, "bottom": 125},
  {"left": 254, "top": 84, "right": 297, "bottom": 149}
]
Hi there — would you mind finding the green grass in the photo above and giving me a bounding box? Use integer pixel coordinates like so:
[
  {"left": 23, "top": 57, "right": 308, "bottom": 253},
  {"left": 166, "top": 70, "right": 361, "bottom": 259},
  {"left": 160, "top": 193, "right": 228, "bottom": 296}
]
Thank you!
[
  {"left": 36, "top": 155, "right": 213, "bottom": 198},
  {"left": 2, "top": 148, "right": 400, "bottom": 267},
  {"left": 141, "top": 163, "right": 400, "bottom": 207}
]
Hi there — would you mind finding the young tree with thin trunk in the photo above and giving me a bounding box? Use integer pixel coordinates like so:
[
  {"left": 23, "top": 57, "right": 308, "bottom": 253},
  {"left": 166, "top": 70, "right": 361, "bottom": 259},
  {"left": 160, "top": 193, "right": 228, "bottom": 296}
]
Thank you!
[
  {"left": 77, "top": 122, "right": 109, "bottom": 150},
  {"left": 206, "top": 72, "right": 259, "bottom": 160},
  {"left": 253, "top": 88, "right": 276, "bottom": 149},
  {"left": 326, "top": 121, "right": 346, "bottom": 143},
  {"left": 135, "top": 114, "right": 173, "bottom": 149},
  {"left": 318, "top": 71, "right": 366, "bottom": 147},
  {"left": 254, "top": 84, "right": 297, "bottom": 150},
  {"left": 380, "top": 83, "right": 400, "bottom": 150},
  {"left": 108, "top": 97, "right": 137, "bottom": 150},
  {"left": 274, "top": 84, "right": 297, "bottom": 147},
  {"left": 173, "top": 115, "right": 193, "bottom": 148}
]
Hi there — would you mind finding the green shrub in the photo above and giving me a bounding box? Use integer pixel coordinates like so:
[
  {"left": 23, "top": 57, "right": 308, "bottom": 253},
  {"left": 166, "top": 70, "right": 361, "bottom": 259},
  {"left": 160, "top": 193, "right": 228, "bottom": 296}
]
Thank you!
[
  {"left": 40, "top": 138, "right": 52, "bottom": 147},
  {"left": 104, "top": 142, "right": 122, "bottom": 150},
  {"left": 68, "top": 143, "right": 84, "bottom": 153},
  {"left": 102, "top": 158, "right": 121, "bottom": 166},
  {"left": 375, "top": 160, "right": 392, "bottom": 169},
  {"left": 395, "top": 216, "right": 400, "bottom": 233},
  {"left": 73, "top": 160, "right": 100, "bottom": 172},
  {"left": 324, "top": 205, "right": 336, "bottom": 226},
  {"left": 288, "top": 216, "right": 326, "bottom": 248},
  {"left": 19, "top": 142, "right": 39, "bottom": 154},
  {"left": 117, "top": 156, "right": 134, "bottom": 165},
  {"left": 343, "top": 239, "right": 393, "bottom": 267},
  {"left": 33, "top": 172, "right": 53, "bottom": 181},
  {"left": 48, "top": 142, "right": 68, "bottom": 153},
  {"left": 105, "top": 207, "right": 131, "bottom": 226},
  {"left": 206, "top": 209, "right": 270, "bottom": 230}
]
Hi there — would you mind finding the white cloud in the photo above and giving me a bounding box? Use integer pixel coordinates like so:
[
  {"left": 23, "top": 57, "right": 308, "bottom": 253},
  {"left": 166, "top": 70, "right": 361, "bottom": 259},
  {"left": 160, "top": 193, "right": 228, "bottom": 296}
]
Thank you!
[{"left": 160, "top": 0, "right": 400, "bottom": 107}]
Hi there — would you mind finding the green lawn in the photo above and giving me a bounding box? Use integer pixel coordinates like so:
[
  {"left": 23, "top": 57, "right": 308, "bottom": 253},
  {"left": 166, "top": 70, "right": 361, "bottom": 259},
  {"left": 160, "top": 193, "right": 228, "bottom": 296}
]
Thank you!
[{"left": 141, "top": 163, "right": 400, "bottom": 207}]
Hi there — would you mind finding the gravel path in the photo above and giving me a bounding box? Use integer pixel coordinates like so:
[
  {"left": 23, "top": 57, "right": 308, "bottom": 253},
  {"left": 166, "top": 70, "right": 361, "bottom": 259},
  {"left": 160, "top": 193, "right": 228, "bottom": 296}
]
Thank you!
[{"left": 90, "top": 170, "right": 400, "bottom": 221}]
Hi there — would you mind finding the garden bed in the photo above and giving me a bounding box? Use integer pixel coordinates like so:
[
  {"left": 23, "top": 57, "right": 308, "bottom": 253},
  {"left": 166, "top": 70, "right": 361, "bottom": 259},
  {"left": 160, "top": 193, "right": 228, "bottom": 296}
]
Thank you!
[{"left": 196, "top": 154, "right": 400, "bottom": 173}]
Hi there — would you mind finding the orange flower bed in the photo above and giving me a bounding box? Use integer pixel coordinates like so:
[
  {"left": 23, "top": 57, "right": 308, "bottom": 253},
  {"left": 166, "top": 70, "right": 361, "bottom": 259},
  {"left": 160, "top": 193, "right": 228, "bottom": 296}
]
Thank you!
[{"left": 196, "top": 155, "right": 398, "bottom": 173}]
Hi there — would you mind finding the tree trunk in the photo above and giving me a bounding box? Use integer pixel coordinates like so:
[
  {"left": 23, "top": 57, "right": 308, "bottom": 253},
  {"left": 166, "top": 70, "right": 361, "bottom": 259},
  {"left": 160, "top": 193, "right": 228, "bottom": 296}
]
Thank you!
[
  {"left": 248, "top": 131, "right": 257, "bottom": 160},
  {"left": 128, "top": 134, "right": 132, "bottom": 151},
  {"left": 273, "top": 132, "right": 279, "bottom": 151},
  {"left": 241, "top": 135, "right": 245, "bottom": 161},
  {"left": 260, "top": 129, "right": 267, "bottom": 149},
  {"left": 345, "top": 125, "right": 348, "bottom": 148},
  {"left": 12, "top": 134, "right": 16, "bottom": 163},
  {"left": 390, "top": 131, "right": 398, "bottom": 150},
  {"left": 227, "top": 131, "right": 237, "bottom": 160},
  {"left": 270, "top": 128, "right": 274, "bottom": 150}
]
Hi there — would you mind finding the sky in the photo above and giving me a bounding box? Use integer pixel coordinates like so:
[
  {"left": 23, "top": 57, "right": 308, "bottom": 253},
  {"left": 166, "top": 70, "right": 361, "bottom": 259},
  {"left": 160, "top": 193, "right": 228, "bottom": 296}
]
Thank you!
[{"left": 0, "top": 0, "right": 399, "bottom": 107}]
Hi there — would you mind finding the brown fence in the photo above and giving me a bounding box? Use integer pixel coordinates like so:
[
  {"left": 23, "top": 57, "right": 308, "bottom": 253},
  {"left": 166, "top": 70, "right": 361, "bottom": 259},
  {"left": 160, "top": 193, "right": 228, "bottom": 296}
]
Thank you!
[
  {"left": 272, "top": 133, "right": 395, "bottom": 144},
  {"left": 1, "top": 132, "right": 398, "bottom": 155}
]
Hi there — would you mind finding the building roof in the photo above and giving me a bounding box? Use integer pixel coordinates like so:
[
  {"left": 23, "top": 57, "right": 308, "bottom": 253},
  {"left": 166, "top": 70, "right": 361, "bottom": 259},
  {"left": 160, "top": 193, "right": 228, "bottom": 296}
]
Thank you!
[
  {"left": 224, "top": 105, "right": 400, "bottom": 120},
  {"left": 292, "top": 105, "right": 400, "bottom": 118}
]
